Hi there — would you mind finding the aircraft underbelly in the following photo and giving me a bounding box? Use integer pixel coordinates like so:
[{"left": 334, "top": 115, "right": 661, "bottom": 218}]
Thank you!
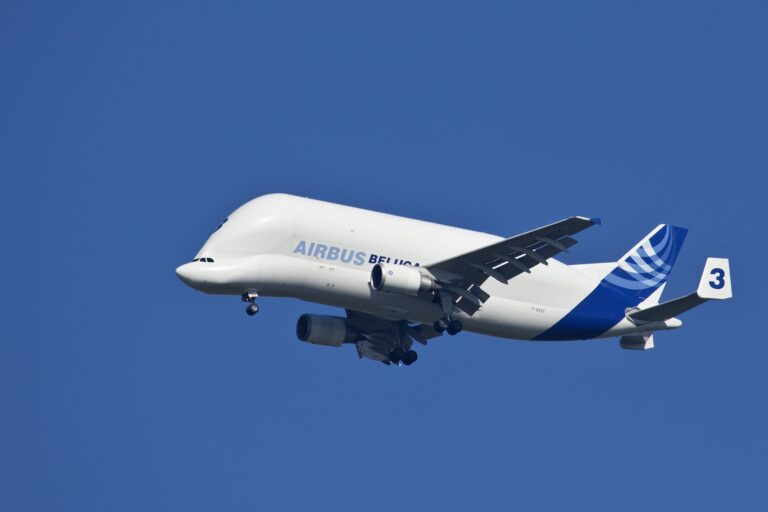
[{"left": 264, "top": 256, "right": 600, "bottom": 341}]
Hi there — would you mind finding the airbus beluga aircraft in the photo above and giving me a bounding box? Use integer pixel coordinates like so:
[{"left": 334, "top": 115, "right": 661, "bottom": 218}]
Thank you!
[{"left": 176, "top": 193, "right": 732, "bottom": 365}]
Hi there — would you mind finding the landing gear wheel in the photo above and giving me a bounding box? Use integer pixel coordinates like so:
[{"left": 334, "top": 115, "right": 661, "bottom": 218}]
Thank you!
[
  {"left": 446, "top": 320, "right": 463, "bottom": 336},
  {"left": 389, "top": 347, "right": 406, "bottom": 364},
  {"left": 433, "top": 317, "right": 449, "bottom": 333},
  {"left": 402, "top": 350, "right": 418, "bottom": 365},
  {"left": 246, "top": 303, "right": 260, "bottom": 316}
]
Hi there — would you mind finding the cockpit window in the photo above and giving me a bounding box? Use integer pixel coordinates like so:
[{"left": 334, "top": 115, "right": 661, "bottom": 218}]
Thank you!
[
  {"left": 191, "top": 258, "right": 215, "bottom": 263},
  {"left": 215, "top": 218, "right": 229, "bottom": 232}
]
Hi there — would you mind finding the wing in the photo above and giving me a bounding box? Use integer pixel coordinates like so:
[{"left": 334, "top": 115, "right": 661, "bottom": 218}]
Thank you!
[
  {"left": 345, "top": 309, "right": 443, "bottom": 363},
  {"left": 425, "top": 216, "right": 600, "bottom": 315}
]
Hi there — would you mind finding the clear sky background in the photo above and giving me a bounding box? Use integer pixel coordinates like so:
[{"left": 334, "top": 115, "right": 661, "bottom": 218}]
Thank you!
[{"left": 1, "top": 1, "right": 765, "bottom": 510}]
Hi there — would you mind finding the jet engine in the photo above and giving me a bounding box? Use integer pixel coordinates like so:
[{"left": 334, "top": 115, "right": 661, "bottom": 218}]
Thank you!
[
  {"left": 296, "top": 314, "right": 358, "bottom": 347},
  {"left": 370, "top": 263, "right": 436, "bottom": 295}
]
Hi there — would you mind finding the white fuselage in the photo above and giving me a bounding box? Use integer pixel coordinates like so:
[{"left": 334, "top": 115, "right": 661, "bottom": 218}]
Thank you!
[{"left": 175, "top": 194, "right": 677, "bottom": 341}]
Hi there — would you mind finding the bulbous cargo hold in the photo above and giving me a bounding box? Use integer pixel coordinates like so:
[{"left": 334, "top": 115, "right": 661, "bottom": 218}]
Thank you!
[
  {"left": 296, "top": 314, "right": 359, "bottom": 347},
  {"left": 369, "top": 263, "right": 436, "bottom": 295}
]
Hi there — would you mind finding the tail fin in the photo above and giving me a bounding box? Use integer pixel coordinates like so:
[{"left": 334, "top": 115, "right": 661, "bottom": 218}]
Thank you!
[{"left": 603, "top": 224, "right": 688, "bottom": 301}]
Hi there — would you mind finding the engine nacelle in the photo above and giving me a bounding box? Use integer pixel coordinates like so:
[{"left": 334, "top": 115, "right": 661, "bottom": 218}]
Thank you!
[
  {"left": 370, "top": 263, "right": 436, "bottom": 295},
  {"left": 296, "top": 314, "right": 358, "bottom": 347}
]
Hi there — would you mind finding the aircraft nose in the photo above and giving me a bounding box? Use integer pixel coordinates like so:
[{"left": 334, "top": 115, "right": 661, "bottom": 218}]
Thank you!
[
  {"left": 175, "top": 262, "right": 197, "bottom": 286},
  {"left": 175, "top": 259, "right": 237, "bottom": 292}
]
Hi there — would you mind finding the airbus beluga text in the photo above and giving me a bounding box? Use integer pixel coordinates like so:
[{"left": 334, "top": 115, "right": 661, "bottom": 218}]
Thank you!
[{"left": 176, "top": 194, "right": 732, "bottom": 366}]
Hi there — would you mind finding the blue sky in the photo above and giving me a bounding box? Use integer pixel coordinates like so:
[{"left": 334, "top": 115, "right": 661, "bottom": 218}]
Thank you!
[{"left": 1, "top": 1, "right": 765, "bottom": 510}]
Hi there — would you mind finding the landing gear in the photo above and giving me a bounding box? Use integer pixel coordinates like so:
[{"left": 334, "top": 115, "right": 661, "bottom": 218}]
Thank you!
[
  {"left": 433, "top": 317, "right": 449, "bottom": 333},
  {"left": 242, "top": 290, "right": 259, "bottom": 316},
  {"left": 434, "top": 291, "right": 463, "bottom": 336},
  {"left": 401, "top": 350, "right": 418, "bottom": 365},
  {"left": 434, "top": 317, "right": 463, "bottom": 335},
  {"left": 388, "top": 321, "right": 419, "bottom": 366},
  {"left": 388, "top": 348, "right": 418, "bottom": 366},
  {"left": 388, "top": 347, "right": 406, "bottom": 364},
  {"left": 447, "top": 320, "right": 463, "bottom": 335}
]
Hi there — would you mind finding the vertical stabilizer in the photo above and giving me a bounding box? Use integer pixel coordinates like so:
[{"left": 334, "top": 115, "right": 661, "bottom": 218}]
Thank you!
[
  {"left": 534, "top": 225, "right": 687, "bottom": 341},
  {"left": 603, "top": 224, "right": 688, "bottom": 301}
]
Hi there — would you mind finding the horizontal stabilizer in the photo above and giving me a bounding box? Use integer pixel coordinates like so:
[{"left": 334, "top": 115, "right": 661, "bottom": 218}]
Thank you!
[
  {"left": 628, "top": 257, "right": 732, "bottom": 323},
  {"left": 629, "top": 293, "right": 707, "bottom": 322}
]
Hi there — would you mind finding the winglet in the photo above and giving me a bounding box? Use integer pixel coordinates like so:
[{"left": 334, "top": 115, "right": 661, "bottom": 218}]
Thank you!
[
  {"left": 575, "top": 216, "right": 601, "bottom": 226},
  {"left": 696, "top": 257, "right": 732, "bottom": 300}
]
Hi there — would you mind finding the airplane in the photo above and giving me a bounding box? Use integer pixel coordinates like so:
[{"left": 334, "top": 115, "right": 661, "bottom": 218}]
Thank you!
[{"left": 175, "top": 193, "right": 732, "bottom": 365}]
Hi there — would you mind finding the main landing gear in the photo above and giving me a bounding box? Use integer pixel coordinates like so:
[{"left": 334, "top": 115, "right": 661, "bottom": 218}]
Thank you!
[
  {"left": 433, "top": 291, "right": 463, "bottom": 336},
  {"left": 433, "top": 317, "right": 463, "bottom": 335},
  {"left": 242, "top": 290, "right": 259, "bottom": 316},
  {"left": 387, "top": 321, "right": 418, "bottom": 366},
  {"left": 388, "top": 347, "right": 418, "bottom": 366}
]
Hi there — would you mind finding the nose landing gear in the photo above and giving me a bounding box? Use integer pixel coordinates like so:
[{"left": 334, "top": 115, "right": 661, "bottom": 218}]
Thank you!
[{"left": 242, "top": 290, "right": 260, "bottom": 316}]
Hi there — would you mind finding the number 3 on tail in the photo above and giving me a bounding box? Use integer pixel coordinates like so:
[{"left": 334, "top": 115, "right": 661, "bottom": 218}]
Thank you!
[{"left": 709, "top": 268, "right": 726, "bottom": 289}]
